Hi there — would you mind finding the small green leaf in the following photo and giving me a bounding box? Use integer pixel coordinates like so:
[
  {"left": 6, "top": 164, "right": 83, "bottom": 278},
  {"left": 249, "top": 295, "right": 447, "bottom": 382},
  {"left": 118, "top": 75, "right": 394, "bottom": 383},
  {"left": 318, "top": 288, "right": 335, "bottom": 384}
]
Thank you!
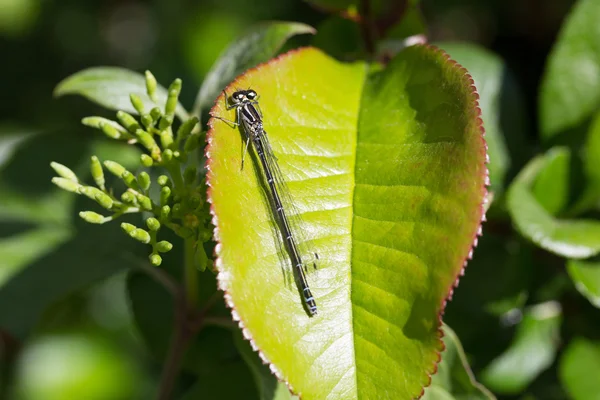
[
  {"left": 54, "top": 67, "right": 189, "bottom": 121},
  {"left": 207, "top": 46, "right": 487, "bottom": 399},
  {"left": 539, "top": 0, "right": 600, "bottom": 141},
  {"left": 507, "top": 150, "right": 600, "bottom": 258},
  {"left": 559, "top": 337, "right": 600, "bottom": 400},
  {"left": 423, "top": 325, "right": 495, "bottom": 400},
  {"left": 567, "top": 258, "right": 600, "bottom": 308},
  {"left": 481, "top": 302, "right": 561, "bottom": 394},
  {"left": 192, "top": 21, "right": 316, "bottom": 117},
  {"left": 531, "top": 147, "right": 570, "bottom": 215}
]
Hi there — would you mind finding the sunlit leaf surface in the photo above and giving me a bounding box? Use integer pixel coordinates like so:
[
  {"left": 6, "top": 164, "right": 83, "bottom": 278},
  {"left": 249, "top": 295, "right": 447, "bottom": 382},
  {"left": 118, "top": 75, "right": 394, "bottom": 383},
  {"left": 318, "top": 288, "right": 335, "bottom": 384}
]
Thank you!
[{"left": 207, "top": 46, "right": 487, "bottom": 399}]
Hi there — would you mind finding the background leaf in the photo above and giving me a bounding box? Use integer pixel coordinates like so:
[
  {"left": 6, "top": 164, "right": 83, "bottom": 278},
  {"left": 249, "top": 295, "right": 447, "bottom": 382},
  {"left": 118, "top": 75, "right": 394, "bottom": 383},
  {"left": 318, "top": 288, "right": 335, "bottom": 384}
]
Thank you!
[
  {"left": 567, "top": 258, "right": 600, "bottom": 308},
  {"left": 481, "top": 302, "right": 561, "bottom": 394},
  {"left": 539, "top": 0, "right": 600, "bottom": 142},
  {"left": 54, "top": 67, "right": 189, "bottom": 120},
  {"left": 438, "top": 42, "right": 529, "bottom": 197},
  {"left": 507, "top": 150, "right": 600, "bottom": 258},
  {"left": 191, "top": 21, "right": 315, "bottom": 117},
  {"left": 233, "top": 330, "right": 297, "bottom": 400},
  {"left": 207, "top": 45, "right": 486, "bottom": 399},
  {"left": 559, "top": 337, "right": 600, "bottom": 400},
  {"left": 423, "top": 325, "right": 495, "bottom": 400}
]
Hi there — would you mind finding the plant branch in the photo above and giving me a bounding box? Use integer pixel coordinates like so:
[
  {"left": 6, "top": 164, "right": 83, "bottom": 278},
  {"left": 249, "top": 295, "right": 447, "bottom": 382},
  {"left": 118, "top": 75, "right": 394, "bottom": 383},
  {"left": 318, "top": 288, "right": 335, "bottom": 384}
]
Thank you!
[
  {"left": 359, "top": 0, "right": 376, "bottom": 56},
  {"left": 184, "top": 237, "right": 199, "bottom": 307},
  {"left": 156, "top": 303, "right": 192, "bottom": 400}
]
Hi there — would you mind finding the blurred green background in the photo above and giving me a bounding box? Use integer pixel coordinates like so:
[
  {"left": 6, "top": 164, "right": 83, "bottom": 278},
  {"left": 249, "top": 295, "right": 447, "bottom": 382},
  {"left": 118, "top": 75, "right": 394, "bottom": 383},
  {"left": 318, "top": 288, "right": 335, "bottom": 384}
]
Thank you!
[{"left": 0, "top": 0, "right": 587, "bottom": 399}]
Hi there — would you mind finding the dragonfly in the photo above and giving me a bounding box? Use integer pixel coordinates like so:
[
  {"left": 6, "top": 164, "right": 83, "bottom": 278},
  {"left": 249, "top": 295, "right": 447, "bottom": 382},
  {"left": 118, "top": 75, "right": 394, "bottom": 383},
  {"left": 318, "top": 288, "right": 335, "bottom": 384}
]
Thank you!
[{"left": 214, "top": 89, "right": 319, "bottom": 316}]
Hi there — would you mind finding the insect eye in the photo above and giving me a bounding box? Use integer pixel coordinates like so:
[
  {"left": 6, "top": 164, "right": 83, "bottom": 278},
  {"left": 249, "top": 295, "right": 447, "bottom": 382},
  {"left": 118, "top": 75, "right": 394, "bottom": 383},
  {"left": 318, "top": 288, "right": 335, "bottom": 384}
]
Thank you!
[{"left": 247, "top": 90, "right": 257, "bottom": 100}]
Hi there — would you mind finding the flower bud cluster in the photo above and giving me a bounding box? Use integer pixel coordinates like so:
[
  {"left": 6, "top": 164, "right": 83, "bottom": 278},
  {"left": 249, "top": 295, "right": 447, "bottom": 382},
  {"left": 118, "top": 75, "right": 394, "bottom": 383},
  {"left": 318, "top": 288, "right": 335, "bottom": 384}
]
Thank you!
[{"left": 51, "top": 71, "right": 212, "bottom": 269}]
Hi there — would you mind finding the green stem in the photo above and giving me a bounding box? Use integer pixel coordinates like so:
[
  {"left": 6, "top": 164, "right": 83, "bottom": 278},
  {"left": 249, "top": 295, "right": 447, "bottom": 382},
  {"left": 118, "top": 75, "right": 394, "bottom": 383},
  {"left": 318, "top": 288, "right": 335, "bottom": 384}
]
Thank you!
[{"left": 184, "top": 237, "right": 198, "bottom": 307}]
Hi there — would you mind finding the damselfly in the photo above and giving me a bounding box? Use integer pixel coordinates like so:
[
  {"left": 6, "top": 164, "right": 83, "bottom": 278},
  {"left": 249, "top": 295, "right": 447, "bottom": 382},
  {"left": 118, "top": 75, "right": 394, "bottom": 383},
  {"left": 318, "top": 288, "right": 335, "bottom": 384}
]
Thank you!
[{"left": 214, "top": 89, "right": 319, "bottom": 316}]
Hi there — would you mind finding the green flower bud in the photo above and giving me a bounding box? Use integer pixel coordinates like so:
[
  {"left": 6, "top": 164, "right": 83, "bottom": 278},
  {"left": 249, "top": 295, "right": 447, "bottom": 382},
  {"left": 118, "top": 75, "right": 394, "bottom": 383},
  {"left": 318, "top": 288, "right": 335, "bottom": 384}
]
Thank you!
[
  {"left": 160, "top": 186, "right": 171, "bottom": 205},
  {"left": 140, "top": 154, "right": 153, "bottom": 167},
  {"left": 159, "top": 129, "right": 173, "bottom": 149},
  {"left": 149, "top": 253, "right": 162, "bottom": 266},
  {"left": 172, "top": 203, "right": 182, "bottom": 217},
  {"left": 78, "top": 186, "right": 104, "bottom": 201},
  {"left": 165, "top": 79, "right": 181, "bottom": 117},
  {"left": 103, "top": 160, "right": 126, "bottom": 177},
  {"left": 146, "top": 217, "right": 160, "bottom": 231},
  {"left": 157, "top": 175, "right": 170, "bottom": 186},
  {"left": 156, "top": 240, "right": 173, "bottom": 253},
  {"left": 90, "top": 156, "right": 105, "bottom": 189},
  {"left": 184, "top": 166, "right": 197, "bottom": 185},
  {"left": 50, "top": 162, "right": 78, "bottom": 182},
  {"left": 137, "top": 171, "right": 151, "bottom": 191},
  {"left": 145, "top": 70, "right": 158, "bottom": 102},
  {"left": 135, "top": 129, "right": 160, "bottom": 158},
  {"left": 176, "top": 117, "right": 198, "bottom": 142},
  {"left": 79, "top": 211, "right": 105, "bottom": 224},
  {"left": 189, "top": 193, "right": 201, "bottom": 209},
  {"left": 100, "top": 122, "right": 123, "bottom": 139},
  {"left": 135, "top": 193, "right": 153, "bottom": 211},
  {"left": 94, "top": 192, "right": 114, "bottom": 209},
  {"left": 150, "top": 107, "right": 162, "bottom": 122},
  {"left": 200, "top": 227, "right": 212, "bottom": 242},
  {"left": 163, "top": 149, "right": 173, "bottom": 162},
  {"left": 52, "top": 177, "right": 81, "bottom": 193},
  {"left": 130, "top": 93, "right": 145, "bottom": 115},
  {"left": 141, "top": 114, "right": 153, "bottom": 129},
  {"left": 160, "top": 205, "right": 171, "bottom": 220},
  {"left": 121, "top": 170, "right": 138, "bottom": 189},
  {"left": 82, "top": 117, "right": 126, "bottom": 135},
  {"left": 159, "top": 114, "right": 174, "bottom": 131},
  {"left": 121, "top": 191, "right": 137, "bottom": 204},
  {"left": 121, "top": 222, "right": 136, "bottom": 234},
  {"left": 184, "top": 133, "right": 200, "bottom": 152},
  {"left": 130, "top": 228, "right": 151, "bottom": 244},
  {"left": 116, "top": 111, "right": 140, "bottom": 133}
]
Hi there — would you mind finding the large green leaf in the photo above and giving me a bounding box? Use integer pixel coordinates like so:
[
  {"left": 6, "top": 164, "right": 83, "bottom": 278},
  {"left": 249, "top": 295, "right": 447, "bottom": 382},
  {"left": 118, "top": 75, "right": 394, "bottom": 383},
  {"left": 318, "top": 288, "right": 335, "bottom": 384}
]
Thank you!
[
  {"left": 423, "top": 325, "right": 495, "bottom": 400},
  {"left": 54, "top": 67, "right": 189, "bottom": 120},
  {"left": 481, "top": 302, "right": 561, "bottom": 394},
  {"left": 539, "top": 0, "right": 600, "bottom": 142},
  {"left": 207, "top": 46, "right": 487, "bottom": 399},
  {"left": 559, "top": 337, "right": 600, "bottom": 400},
  {"left": 438, "top": 42, "right": 529, "bottom": 196},
  {"left": 507, "top": 149, "right": 600, "bottom": 258},
  {"left": 192, "top": 21, "right": 316, "bottom": 118}
]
